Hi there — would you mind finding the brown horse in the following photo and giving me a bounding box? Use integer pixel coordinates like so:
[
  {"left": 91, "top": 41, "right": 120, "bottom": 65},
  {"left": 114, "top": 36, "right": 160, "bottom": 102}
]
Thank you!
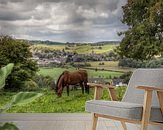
[{"left": 56, "top": 70, "right": 89, "bottom": 97}]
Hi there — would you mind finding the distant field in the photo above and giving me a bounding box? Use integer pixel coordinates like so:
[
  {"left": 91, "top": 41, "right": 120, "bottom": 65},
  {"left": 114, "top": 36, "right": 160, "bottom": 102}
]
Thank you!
[
  {"left": 74, "top": 61, "right": 133, "bottom": 72},
  {"left": 67, "top": 44, "right": 117, "bottom": 54},
  {"left": 85, "top": 61, "right": 119, "bottom": 68},
  {"left": 31, "top": 44, "right": 118, "bottom": 54},
  {"left": 38, "top": 67, "right": 123, "bottom": 81},
  {"left": 31, "top": 44, "right": 65, "bottom": 51}
]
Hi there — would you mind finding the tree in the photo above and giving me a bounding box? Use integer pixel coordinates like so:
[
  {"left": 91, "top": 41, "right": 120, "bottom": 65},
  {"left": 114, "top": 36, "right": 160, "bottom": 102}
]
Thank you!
[
  {"left": 117, "top": 0, "right": 163, "bottom": 60},
  {"left": 0, "top": 36, "right": 38, "bottom": 89}
]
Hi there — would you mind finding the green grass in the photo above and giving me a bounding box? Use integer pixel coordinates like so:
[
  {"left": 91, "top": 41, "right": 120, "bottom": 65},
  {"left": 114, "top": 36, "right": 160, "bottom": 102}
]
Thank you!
[
  {"left": 91, "top": 44, "right": 117, "bottom": 54},
  {"left": 0, "top": 87, "right": 126, "bottom": 113},
  {"left": 38, "top": 67, "right": 75, "bottom": 80},
  {"left": 0, "top": 91, "right": 16, "bottom": 107},
  {"left": 38, "top": 67, "right": 123, "bottom": 81}
]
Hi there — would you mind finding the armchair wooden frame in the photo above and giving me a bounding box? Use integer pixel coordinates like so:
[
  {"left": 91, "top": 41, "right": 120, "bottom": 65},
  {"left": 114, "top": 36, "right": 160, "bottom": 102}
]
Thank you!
[{"left": 87, "top": 83, "right": 163, "bottom": 130}]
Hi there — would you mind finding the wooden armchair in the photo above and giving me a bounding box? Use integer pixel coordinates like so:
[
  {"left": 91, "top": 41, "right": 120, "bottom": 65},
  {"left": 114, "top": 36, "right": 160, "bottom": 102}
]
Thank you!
[{"left": 85, "top": 69, "right": 163, "bottom": 130}]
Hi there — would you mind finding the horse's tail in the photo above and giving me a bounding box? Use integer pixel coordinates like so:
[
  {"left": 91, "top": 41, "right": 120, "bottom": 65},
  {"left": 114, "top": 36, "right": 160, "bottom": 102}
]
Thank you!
[
  {"left": 79, "top": 70, "right": 89, "bottom": 94},
  {"left": 79, "top": 70, "right": 88, "bottom": 82}
]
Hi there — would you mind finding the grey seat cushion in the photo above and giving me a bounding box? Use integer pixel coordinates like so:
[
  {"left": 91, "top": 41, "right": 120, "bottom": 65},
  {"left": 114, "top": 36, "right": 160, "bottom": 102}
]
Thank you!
[{"left": 86, "top": 100, "right": 163, "bottom": 122}]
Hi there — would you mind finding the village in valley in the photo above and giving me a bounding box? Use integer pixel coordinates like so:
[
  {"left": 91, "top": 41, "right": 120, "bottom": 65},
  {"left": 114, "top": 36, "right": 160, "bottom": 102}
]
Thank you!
[{"left": 31, "top": 42, "right": 119, "bottom": 67}]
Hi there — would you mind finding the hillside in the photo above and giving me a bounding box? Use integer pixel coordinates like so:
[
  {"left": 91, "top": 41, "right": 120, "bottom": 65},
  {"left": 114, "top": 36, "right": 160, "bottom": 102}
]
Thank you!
[{"left": 31, "top": 43, "right": 118, "bottom": 54}]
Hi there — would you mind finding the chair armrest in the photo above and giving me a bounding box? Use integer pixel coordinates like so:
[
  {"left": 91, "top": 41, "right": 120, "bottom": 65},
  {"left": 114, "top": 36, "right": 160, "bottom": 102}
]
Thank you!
[
  {"left": 87, "top": 83, "right": 117, "bottom": 101},
  {"left": 137, "top": 86, "right": 163, "bottom": 92},
  {"left": 137, "top": 86, "right": 163, "bottom": 117},
  {"left": 137, "top": 86, "right": 163, "bottom": 123}
]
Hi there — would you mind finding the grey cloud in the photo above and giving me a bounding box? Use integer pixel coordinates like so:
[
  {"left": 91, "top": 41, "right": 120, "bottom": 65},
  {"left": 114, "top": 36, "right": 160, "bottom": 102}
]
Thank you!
[
  {"left": 0, "top": 10, "right": 31, "bottom": 21},
  {"left": 0, "top": 0, "right": 127, "bottom": 42}
]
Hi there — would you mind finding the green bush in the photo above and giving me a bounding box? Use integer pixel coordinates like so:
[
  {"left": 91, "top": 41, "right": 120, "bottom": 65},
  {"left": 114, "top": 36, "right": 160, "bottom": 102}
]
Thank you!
[
  {"left": 0, "top": 36, "right": 38, "bottom": 90},
  {"left": 119, "top": 58, "right": 162, "bottom": 68},
  {"left": 23, "top": 79, "right": 38, "bottom": 90},
  {"left": 33, "top": 74, "right": 55, "bottom": 90}
]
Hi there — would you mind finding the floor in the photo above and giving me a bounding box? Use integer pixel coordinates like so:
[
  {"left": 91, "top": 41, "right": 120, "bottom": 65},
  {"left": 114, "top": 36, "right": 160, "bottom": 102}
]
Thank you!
[{"left": 0, "top": 113, "right": 126, "bottom": 130}]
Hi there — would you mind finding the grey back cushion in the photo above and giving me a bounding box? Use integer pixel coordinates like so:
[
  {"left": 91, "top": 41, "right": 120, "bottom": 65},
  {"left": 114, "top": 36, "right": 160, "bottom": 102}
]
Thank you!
[{"left": 122, "top": 69, "right": 163, "bottom": 107}]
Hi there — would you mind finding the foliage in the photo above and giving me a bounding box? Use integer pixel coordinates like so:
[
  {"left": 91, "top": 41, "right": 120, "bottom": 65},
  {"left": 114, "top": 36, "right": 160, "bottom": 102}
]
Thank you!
[
  {"left": 33, "top": 74, "right": 55, "bottom": 90},
  {"left": 1, "top": 92, "right": 42, "bottom": 113},
  {"left": 11, "top": 92, "right": 42, "bottom": 107},
  {"left": 0, "top": 63, "right": 14, "bottom": 89},
  {"left": 107, "top": 51, "right": 119, "bottom": 61},
  {"left": 119, "top": 71, "right": 132, "bottom": 84},
  {"left": 116, "top": 86, "right": 127, "bottom": 100},
  {"left": 0, "top": 87, "right": 126, "bottom": 113},
  {"left": 72, "top": 62, "right": 91, "bottom": 68},
  {"left": 23, "top": 79, "right": 38, "bottom": 90},
  {"left": 0, "top": 36, "right": 38, "bottom": 89},
  {"left": 0, "top": 64, "right": 42, "bottom": 130},
  {"left": 117, "top": 0, "right": 163, "bottom": 60},
  {"left": 0, "top": 123, "right": 19, "bottom": 130},
  {"left": 119, "top": 58, "right": 162, "bottom": 68}
]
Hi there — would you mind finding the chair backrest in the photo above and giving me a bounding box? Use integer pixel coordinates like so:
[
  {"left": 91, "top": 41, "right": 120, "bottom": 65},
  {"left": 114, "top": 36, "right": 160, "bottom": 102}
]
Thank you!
[{"left": 122, "top": 69, "right": 163, "bottom": 107}]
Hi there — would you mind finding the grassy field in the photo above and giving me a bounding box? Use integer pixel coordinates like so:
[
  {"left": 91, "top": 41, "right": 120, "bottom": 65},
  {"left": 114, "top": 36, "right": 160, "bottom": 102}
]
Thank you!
[
  {"left": 38, "top": 67, "right": 123, "bottom": 81},
  {"left": 68, "top": 44, "right": 117, "bottom": 54},
  {"left": 31, "top": 44, "right": 65, "bottom": 51},
  {"left": 31, "top": 44, "right": 117, "bottom": 54},
  {"left": 87, "top": 61, "right": 133, "bottom": 72},
  {"left": 0, "top": 87, "right": 126, "bottom": 113}
]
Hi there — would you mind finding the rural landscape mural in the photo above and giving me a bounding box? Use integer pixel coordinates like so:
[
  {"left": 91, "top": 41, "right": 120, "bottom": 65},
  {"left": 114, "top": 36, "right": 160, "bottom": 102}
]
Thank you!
[{"left": 0, "top": 0, "right": 162, "bottom": 129}]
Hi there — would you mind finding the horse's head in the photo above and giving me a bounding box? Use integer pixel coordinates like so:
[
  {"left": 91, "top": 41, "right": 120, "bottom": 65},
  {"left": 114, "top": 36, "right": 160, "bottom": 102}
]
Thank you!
[
  {"left": 56, "top": 70, "right": 71, "bottom": 97},
  {"left": 56, "top": 71, "right": 70, "bottom": 97}
]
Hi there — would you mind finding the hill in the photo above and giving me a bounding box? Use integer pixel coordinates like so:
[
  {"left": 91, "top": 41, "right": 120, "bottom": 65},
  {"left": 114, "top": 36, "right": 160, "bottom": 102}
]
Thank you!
[
  {"left": 21, "top": 39, "right": 120, "bottom": 45},
  {"left": 30, "top": 40, "right": 65, "bottom": 45}
]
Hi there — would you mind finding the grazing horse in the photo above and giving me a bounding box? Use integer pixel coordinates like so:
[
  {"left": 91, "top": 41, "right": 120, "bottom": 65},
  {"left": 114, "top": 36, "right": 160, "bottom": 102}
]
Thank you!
[{"left": 56, "top": 70, "right": 89, "bottom": 97}]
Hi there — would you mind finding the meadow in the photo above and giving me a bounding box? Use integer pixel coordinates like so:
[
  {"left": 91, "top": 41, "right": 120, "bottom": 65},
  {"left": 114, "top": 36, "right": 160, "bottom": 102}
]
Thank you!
[
  {"left": 0, "top": 87, "right": 126, "bottom": 113},
  {"left": 38, "top": 67, "right": 123, "bottom": 81},
  {"left": 78, "top": 61, "right": 133, "bottom": 72}
]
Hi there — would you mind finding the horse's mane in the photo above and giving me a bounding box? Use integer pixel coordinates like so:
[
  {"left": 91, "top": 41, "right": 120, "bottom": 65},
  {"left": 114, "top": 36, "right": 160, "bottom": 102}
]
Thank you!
[
  {"left": 56, "top": 71, "right": 69, "bottom": 93},
  {"left": 56, "top": 72, "right": 64, "bottom": 93}
]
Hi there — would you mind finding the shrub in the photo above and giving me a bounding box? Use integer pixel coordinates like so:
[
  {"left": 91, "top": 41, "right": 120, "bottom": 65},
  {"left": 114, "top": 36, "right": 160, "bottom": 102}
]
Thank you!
[
  {"left": 119, "top": 58, "right": 162, "bottom": 68},
  {"left": 0, "top": 36, "right": 38, "bottom": 90},
  {"left": 23, "top": 79, "right": 38, "bottom": 90},
  {"left": 33, "top": 74, "right": 56, "bottom": 90}
]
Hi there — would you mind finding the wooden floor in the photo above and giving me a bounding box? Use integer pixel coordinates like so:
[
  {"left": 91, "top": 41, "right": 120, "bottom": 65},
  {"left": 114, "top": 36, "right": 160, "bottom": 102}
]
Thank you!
[{"left": 0, "top": 113, "right": 134, "bottom": 130}]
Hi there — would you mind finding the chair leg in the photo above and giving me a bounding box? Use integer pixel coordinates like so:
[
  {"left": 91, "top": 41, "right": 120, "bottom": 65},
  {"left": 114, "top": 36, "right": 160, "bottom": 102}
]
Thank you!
[
  {"left": 141, "top": 90, "right": 153, "bottom": 130},
  {"left": 92, "top": 113, "right": 98, "bottom": 130},
  {"left": 141, "top": 123, "right": 148, "bottom": 130},
  {"left": 121, "top": 121, "right": 127, "bottom": 130}
]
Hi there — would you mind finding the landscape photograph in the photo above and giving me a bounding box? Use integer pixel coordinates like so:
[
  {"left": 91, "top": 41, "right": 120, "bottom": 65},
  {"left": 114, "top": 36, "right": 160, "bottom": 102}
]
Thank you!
[{"left": 0, "top": 0, "right": 162, "bottom": 130}]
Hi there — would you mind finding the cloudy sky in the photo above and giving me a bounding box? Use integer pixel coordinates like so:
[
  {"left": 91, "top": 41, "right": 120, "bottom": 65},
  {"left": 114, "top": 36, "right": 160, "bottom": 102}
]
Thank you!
[{"left": 0, "top": 0, "right": 127, "bottom": 42}]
